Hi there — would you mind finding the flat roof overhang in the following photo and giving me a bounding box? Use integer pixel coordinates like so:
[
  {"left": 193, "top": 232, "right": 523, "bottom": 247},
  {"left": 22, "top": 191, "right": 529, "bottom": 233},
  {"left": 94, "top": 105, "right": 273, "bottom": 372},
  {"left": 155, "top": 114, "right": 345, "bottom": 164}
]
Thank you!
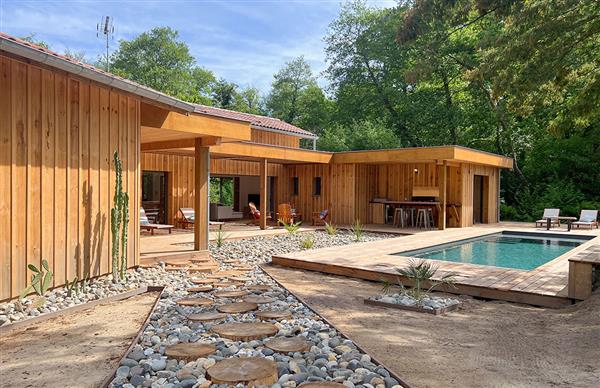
[
  {"left": 331, "top": 146, "right": 513, "bottom": 168},
  {"left": 141, "top": 141, "right": 333, "bottom": 164},
  {"left": 140, "top": 103, "right": 252, "bottom": 145}
]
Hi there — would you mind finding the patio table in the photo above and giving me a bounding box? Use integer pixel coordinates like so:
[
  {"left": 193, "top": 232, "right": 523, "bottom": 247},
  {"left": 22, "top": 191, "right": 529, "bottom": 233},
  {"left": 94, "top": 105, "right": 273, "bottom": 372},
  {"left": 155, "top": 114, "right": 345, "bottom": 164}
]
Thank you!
[{"left": 546, "top": 216, "right": 577, "bottom": 231}]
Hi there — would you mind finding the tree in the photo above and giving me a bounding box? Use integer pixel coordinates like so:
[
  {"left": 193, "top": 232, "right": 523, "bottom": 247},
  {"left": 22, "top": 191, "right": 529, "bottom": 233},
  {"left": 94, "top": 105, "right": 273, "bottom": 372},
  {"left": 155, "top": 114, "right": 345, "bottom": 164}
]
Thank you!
[
  {"left": 20, "top": 33, "right": 49, "bottom": 48},
  {"left": 318, "top": 119, "right": 399, "bottom": 152},
  {"left": 110, "top": 27, "right": 215, "bottom": 103}
]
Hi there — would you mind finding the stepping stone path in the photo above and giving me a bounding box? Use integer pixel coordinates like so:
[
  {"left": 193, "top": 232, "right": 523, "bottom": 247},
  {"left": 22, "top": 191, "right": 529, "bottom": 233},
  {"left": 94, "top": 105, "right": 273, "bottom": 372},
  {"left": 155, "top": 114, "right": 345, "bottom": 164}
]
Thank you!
[
  {"left": 186, "top": 312, "right": 228, "bottom": 322},
  {"left": 191, "top": 278, "right": 214, "bottom": 285},
  {"left": 217, "top": 301, "right": 258, "bottom": 314},
  {"left": 187, "top": 286, "right": 212, "bottom": 292},
  {"left": 207, "top": 357, "right": 278, "bottom": 387},
  {"left": 265, "top": 336, "right": 310, "bottom": 353},
  {"left": 176, "top": 297, "right": 213, "bottom": 307},
  {"left": 213, "top": 290, "right": 249, "bottom": 298},
  {"left": 165, "top": 260, "right": 190, "bottom": 267},
  {"left": 244, "top": 295, "right": 276, "bottom": 304},
  {"left": 212, "top": 322, "right": 278, "bottom": 341},
  {"left": 187, "top": 266, "right": 215, "bottom": 273},
  {"left": 229, "top": 276, "right": 252, "bottom": 282},
  {"left": 165, "top": 343, "right": 216, "bottom": 362},
  {"left": 247, "top": 284, "right": 271, "bottom": 292},
  {"left": 255, "top": 310, "right": 292, "bottom": 321},
  {"left": 213, "top": 281, "right": 243, "bottom": 288}
]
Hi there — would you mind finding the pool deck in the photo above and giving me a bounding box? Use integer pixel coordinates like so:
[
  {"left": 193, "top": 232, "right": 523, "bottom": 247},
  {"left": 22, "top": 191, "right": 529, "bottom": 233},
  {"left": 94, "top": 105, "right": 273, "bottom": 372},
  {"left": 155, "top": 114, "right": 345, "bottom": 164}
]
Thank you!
[{"left": 272, "top": 223, "right": 600, "bottom": 308}]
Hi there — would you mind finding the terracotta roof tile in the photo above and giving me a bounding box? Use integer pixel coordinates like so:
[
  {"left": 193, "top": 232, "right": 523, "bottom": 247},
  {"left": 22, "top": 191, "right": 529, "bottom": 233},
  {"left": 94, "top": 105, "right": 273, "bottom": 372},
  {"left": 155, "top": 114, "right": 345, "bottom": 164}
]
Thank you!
[{"left": 193, "top": 105, "right": 316, "bottom": 138}]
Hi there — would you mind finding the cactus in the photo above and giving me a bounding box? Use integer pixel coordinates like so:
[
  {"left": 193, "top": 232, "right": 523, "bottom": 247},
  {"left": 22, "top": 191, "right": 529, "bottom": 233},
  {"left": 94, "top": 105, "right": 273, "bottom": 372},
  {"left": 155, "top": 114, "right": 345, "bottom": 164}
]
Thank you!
[
  {"left": 111, "top": 150, "right": 129, "bottom": 283},
  {"left": 120, "top": 192, "right": 129, "bottom": 280},
  {"left": 20, "top": 259, "right": 53, "bottom": 300},
  {"left": 66, "top": 277, "right": 79, "bottom": 297}
]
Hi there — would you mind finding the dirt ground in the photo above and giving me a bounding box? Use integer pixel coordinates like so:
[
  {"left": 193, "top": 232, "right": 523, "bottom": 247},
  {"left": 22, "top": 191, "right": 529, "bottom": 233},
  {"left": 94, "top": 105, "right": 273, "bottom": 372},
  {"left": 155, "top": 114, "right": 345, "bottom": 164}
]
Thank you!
[
  {"left": 264, "top": 265, "right": 600, "bottom": 388},
  {"left": 0, "top": 292, "right": 158, "bottom": 388}
]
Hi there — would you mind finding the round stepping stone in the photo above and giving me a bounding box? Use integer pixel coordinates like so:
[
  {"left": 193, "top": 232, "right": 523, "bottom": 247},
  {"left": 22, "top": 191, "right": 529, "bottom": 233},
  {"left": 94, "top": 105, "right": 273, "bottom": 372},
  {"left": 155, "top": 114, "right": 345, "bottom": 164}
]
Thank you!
[
  {"left": 187, "top": 286, "right": 213, "bottom": 293},
  {"left": 187, "top": 312, "right": 228, "bottom": 322},
  {"left": 229, "top": 276, "right": 252, "bottom": 282},
  {"left": 191, "top": 278, "right": 214, "bottom": 285},
  {"left": 255, "top": 310, "right": 292, "bottom": 321},
  {"left": 207, "top": 357, "right": 278, "bottom": 386},
  {"left": 247, "top": 285, "right": 271, "bottom": 292},
  {"left": 299, "top": 383, "right": 346, "bottom": 388},
  {"left": 217, "top": 302, "right": 258, "bottom": 314},
  {"left": 165, "top": 343, "right": 216, "bottom": 362},
  {"left": 244, "top": 295, "right": 276, "bottom": 304},
  {"left": 176, "top": 297, "right": 213, "bottom": 306},
  {"left": 214, "top": 290, "right": 249, "bottom": 298},
  {"left": 212, "top": 322, "right": 278, "bottom": 341},
  {"left": 265, "top": 336, "right": 310, "bottom": 353}
]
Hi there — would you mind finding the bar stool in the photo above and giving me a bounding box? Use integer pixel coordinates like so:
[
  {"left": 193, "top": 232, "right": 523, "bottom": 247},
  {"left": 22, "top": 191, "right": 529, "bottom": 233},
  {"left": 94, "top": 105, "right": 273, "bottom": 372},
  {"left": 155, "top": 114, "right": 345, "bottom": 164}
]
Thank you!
[
  {"left": 393, "top": 208, "right": 402, "bottom": 227},
  {"left": 416, "top": 208, "right": 434, "bottom": 229}
]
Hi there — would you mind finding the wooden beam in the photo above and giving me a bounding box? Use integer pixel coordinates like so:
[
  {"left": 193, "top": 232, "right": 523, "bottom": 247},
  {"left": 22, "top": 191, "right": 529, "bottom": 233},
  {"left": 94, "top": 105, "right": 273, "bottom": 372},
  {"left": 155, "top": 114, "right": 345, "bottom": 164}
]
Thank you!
[
  {"left": 194, "top": 139, "right": 210, "bottom": 250},
  {"left": 260, "top": 158, "right": 268, "bottom": 230},
  {"left": 210, "top": 142, "right": 332, "bottom": 164},
  {"left": 140, "top": 103, "right": 251, "bottom": 142},
  {"left": 438, "top": 162, "right": 447, "bottom": 230}
]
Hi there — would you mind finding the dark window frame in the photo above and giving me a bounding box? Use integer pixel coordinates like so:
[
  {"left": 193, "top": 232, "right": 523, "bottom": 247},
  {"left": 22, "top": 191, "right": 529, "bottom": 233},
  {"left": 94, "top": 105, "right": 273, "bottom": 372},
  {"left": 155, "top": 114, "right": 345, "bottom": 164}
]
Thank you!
[
  {"left": 292, "top": 177, "right": 299, "bottom": 196},
  {"left": 313, "top": 176, "right": 322, "bottom": 196}
]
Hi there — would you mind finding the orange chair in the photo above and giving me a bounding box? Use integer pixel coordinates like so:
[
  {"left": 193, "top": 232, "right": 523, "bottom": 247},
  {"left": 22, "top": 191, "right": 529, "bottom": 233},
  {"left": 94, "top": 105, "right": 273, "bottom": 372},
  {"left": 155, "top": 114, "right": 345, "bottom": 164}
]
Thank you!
[{"left": 277, "top": 203, "right": 294, "bottom": 225}]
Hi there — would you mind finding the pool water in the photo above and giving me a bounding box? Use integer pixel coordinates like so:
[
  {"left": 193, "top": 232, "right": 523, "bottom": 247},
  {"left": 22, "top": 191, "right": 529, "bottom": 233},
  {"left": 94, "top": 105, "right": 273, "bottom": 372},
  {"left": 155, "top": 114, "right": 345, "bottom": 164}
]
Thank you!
[{"left": 397, "top": 232, "right": 590, "bottom": 271}]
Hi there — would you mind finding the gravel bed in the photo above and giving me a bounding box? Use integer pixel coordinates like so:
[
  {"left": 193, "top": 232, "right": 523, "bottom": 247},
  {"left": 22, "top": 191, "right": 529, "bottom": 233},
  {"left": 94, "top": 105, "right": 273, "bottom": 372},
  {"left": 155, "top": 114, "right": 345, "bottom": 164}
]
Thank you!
[
  {"left": 3, "top": 230, "right": 403, "bottom": 388},
  {"left": 369, "top": 294, "right": 460, "bottom": 310}
]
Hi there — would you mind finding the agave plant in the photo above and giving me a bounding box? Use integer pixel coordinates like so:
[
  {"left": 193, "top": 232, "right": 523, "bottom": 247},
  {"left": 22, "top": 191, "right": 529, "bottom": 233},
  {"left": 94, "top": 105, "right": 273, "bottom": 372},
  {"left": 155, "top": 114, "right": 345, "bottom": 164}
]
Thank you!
[
  {"left": 350, "top": 219, "right": 363, "bottom": 241},
  {"left": 382, "top": 259, "right": 456, "bottom": 304},
  {"left": 301, "top": 234, "right": 315, "bottom": 249},
  {"left": 324, "top": 222, "right": 337, "bottom": 236},
  {"left": 282, "top": 220, "right": 302, "bottom": 234},
  {"left": 214, "top": 229, "right": 229, "bottom": 248}
]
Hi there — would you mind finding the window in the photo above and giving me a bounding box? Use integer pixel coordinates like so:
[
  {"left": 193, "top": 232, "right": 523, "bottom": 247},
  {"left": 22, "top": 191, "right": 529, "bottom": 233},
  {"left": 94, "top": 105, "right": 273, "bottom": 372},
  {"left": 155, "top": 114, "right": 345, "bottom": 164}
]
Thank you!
[
  {"left": 292, "top": 177, "right": 299, "bottom": 196},
  {"left": 313, "top": 177, "right": 321, "bottom": 196}
]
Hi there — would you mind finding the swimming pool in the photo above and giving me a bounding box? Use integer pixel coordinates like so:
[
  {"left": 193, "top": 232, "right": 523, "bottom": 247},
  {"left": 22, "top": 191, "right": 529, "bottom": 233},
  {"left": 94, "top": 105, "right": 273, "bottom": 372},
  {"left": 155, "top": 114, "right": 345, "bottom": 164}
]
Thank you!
[{"left": 396, "top": 232, "right": 592, "bottom": 271}]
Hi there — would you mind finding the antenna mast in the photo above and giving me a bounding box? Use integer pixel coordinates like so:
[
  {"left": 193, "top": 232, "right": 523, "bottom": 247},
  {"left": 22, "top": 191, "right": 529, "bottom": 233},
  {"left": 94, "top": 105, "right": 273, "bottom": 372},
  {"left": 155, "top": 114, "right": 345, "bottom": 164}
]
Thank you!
[{"left": 97, "top": 16, "right": 115, "bottom": 71}]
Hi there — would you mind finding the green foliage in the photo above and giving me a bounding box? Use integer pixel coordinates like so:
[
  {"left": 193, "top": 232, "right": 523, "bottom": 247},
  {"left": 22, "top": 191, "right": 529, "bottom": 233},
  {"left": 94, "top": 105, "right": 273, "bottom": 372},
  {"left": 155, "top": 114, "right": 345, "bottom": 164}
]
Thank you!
[
  {"left": 65, "top": 277, "right": 80, "bottom": 297},
  {"left": 318, "top": 119, "right": 399, "bottom": 151},
  {"left": 111, "top": 151, "right": 129, "bottom": 283},
  {"left": 20, "top": 259, "right": 53, "bottom": 299},
  {"left": 20, "top": 33, "right": 49, "bottom": 48},
  {"left": 324, "top": 222, "right": 338, "bottom": 236},
  {"left": 282, "top": 220, "right": 302, "bottom": 234},
  {"left": 111, "top": 27, "right": 215, "bottom": 103},
  {"left": 214, "top": 229, "right": 229, "bottom": 248},
  {"left": 350, "top": 219, "right": 363, "bottom": 242},
  {"left": 301, "top": 234, "right": 315, "bottom": 249},
  {"left": 210, "top": 177, "right": 234, "bottom": 206},
  {"left": 384, "top": 260, "right": 456, "bottom": 304}
]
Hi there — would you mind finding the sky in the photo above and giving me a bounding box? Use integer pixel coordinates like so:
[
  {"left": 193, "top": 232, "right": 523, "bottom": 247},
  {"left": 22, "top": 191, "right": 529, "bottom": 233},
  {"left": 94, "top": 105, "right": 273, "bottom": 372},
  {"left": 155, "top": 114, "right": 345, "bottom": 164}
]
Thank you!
[{"left": 0, "top": 0, "right": 396, "bottom": 92}]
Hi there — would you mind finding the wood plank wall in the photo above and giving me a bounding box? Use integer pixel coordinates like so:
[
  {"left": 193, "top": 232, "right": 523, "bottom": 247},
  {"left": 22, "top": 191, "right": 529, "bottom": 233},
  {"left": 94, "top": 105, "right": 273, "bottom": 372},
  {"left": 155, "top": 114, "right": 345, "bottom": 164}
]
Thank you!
[
  {"left": 0, "top": 53, "right": 140, "bottom": 301},
  {"left": 251, "top": 128, "right": 300, "bottom": 148},
  {"left": 140, "top": 152, "right": 283, "bottom": 224},
  {"left": 460, "top": 164, "right": 499, "bottom": 226}
]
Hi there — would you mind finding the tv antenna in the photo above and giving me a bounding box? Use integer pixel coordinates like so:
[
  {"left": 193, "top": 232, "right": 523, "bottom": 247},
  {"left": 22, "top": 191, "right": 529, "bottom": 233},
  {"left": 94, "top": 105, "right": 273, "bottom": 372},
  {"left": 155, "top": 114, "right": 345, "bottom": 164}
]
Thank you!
[{"left": 97, "top": 16, "right": 115, "bottom": 71}]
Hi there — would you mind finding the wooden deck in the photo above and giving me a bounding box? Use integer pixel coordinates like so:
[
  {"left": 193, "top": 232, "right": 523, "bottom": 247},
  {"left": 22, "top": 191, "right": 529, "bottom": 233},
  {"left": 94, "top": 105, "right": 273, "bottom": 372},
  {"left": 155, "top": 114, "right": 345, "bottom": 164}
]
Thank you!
[{"left": 272, "top": 224, "right": 600, "bottom": 308}]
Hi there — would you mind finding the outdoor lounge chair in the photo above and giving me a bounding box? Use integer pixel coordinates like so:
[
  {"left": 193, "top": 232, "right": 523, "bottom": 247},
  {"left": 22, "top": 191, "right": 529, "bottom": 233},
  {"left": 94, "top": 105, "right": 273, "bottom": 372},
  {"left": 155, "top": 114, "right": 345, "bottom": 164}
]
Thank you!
[
  {"left": 535, "top": 208, "right": 561, "bottom": 228},
  {"left": 177, "top": 208, "right": 195, "bottom": 229},
  {"left": 572, "top": 210, "right": 598, "bottom": 229},
  {"left": 312, "top": 209, "right": 329, "bottom": 226},
  {"left": 140, "top": 207, "right": 173, "bottom": 235}
]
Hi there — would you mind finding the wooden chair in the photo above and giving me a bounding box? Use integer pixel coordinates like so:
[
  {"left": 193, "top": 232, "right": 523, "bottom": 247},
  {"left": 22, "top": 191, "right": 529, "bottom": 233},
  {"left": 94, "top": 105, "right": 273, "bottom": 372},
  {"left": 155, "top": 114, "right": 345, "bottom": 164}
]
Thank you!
[
  {"left": 535, "top": 208, "right": 560, "bottom": 228},
  {"left": 277, "top": 203, "right": 293, "bottom": 225},
  {"left": 572, "top": 209, "right": 598, "bottom": 229},
  {"left": 312, "top": 209, "right": 330, "bottom": 226},
  {"left": 177, "top": 207, "right": 195, "bottom": 229},
  {"left": 140, "top": 207, "right": 174, "bottom": 235}
]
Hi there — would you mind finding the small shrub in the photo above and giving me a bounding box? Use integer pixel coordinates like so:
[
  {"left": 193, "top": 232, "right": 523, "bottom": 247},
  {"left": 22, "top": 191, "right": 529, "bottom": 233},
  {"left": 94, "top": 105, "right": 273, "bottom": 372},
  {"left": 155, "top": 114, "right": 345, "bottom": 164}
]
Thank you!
[
  {"left": 301, "top": 235, "right": 315, "bottom": 249},
  {"left": 283, "top": 220, "right": 302, "bottom": 234},
  {"left": 324, "top": 222, "right": 337, "bottom": 236},
  {"left": 214, "top": 229, "right": 229, "bottom": 248},
  {"left": 381, "top": 259, "right": 456, "bottom": 305},
  {"left": 65, "top": 277, "right": 80, "bottom": 297},
  {"left": 350, "top": 219, "right": 363, "bottom": 241},
  {"left": 20, "top": 259, "right": 53, "bottom": 303}
]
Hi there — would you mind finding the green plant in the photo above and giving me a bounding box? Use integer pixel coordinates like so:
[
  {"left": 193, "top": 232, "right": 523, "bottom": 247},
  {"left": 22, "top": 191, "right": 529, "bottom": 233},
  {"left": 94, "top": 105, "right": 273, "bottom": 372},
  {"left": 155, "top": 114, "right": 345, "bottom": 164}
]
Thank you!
[
  {"left": 382, "top": 259, "right": 456, "bottom": 304},
  {"left": 324, "top": 222, "right": 337, "bottom": 236},
  {"left": 214, "top": 229, "right": 229, "bottom": 248},
  {"left": 301, "top": 235, "right": 315, "bottom": 249},
  {"left": 350, "top": 219, "right": 363, "bottom": 241},
  {"left": 65, "top": 277, "right": 80, "bottom": 297},
  {"left": 110, "top": 150, "right": 129, "bottom": 283},
  {"left": 282, "top": 220, "right": 302, "bottom": 234},
  {"left": 20, "top": 259, "right": 53, "bottom": 299}
]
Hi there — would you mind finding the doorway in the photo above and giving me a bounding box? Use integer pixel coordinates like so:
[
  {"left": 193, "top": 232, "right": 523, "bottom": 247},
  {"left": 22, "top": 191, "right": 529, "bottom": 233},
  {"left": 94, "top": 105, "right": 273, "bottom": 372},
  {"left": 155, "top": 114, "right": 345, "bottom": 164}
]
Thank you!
[
  {"left": 473, "top": 175, "right": 489, "bottom": 224},
  {"left": 142, "top": 171, "right": 168, "bottom": 224}
]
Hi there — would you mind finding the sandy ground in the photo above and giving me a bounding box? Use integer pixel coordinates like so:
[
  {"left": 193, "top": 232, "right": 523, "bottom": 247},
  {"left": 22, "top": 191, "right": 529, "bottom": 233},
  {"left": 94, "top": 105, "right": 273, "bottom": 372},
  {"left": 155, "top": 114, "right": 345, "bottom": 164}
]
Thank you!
[
  {"left": 264, "top": 265, "right": 600, "bottom": 388},
  {"left": 0, "top": 292, "right": 158, "bottom": 388}
]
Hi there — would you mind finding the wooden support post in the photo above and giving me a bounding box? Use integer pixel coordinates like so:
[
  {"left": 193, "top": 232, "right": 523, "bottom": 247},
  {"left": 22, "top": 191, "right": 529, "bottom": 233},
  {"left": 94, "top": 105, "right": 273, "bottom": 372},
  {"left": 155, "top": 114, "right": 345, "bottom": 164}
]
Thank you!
[
  {"left": 259, "top": 158, "right": 268, "bottom": 230},
  {"left": 438, "top": 162, "right": 447, "bottom": 230},
  {"left": 568, "top": 261, "right": 593, "bottom": 300},
  {"left": 194, "top": 139, "right": 210, "bottom": 250}
]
